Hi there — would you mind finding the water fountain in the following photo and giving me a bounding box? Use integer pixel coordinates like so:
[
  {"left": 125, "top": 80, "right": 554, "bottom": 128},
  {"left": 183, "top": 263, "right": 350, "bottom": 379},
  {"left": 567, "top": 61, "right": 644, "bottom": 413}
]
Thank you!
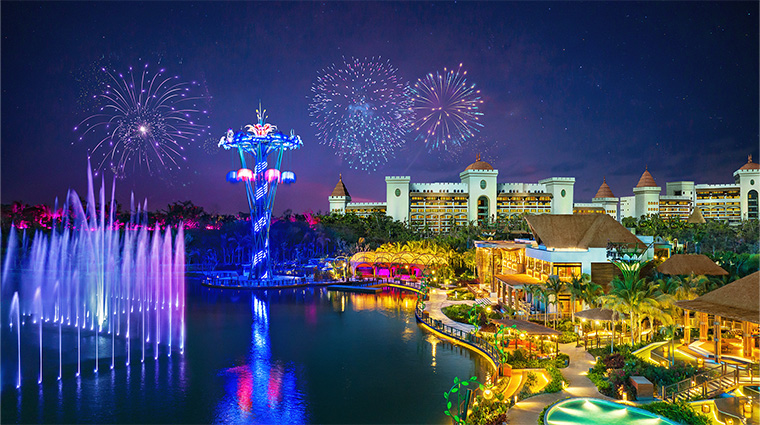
[{"left": 1, "top": 165, "right": 185, "bottom": 388}]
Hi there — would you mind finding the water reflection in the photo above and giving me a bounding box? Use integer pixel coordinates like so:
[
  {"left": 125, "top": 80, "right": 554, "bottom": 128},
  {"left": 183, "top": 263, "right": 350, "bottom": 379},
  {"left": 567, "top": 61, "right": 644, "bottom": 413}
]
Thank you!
[{"left": 215, "top": 296, "right": 306, "bottom": 424}]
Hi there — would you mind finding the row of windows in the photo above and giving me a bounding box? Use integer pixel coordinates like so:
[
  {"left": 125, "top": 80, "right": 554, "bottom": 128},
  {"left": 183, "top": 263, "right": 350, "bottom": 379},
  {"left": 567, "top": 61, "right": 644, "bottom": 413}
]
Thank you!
[
  {"left": 497, "top": 196, "right": 552, "bottom": 201},
  {"left": 410, "top": 189, "right": 467, "bottom": 193}
]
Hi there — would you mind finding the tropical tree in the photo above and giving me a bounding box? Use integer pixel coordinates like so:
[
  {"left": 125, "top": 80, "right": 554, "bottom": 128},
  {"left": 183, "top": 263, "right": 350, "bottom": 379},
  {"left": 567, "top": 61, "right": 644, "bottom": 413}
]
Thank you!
[
  {"left": 543, "top": 275, "right": 566, "bottom": 328},
  {"left": 568, "top": 273, "right": 592, "bottom": 323},
  {"left": 600, "top": 276, "right": 671, "bottom": 344}
]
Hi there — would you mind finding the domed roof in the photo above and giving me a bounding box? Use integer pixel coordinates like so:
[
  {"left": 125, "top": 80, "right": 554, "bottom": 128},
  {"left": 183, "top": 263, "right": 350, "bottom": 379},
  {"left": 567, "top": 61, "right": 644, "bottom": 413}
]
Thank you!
[
  {"left": 635, "top": 166, "right": 658, "bottom": 188},
  {"left": 330, "top": 174, "right": 350, "bottom": 197},
  {"left": 464, "top": 154, "right": 493, "bottom": 171},
  {"left": 593, "top": 177, "right": 615, "bottom": 198},
  {"left": 739, "top": 154, "right": 760, "bottom": 171}
]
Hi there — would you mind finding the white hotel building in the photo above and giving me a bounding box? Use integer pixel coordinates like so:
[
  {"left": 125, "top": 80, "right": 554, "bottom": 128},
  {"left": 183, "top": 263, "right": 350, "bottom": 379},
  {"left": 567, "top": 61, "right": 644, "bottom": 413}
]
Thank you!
[{"left": 328, "top": 155, "right": 759, "bottom": 229}]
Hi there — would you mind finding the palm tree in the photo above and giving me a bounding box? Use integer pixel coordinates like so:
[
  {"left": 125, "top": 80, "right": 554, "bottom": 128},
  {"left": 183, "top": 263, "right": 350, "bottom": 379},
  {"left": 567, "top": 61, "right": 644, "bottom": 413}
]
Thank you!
[
  {"left": 543, "top": 275, "right": 566, "bottom": 328},
  {"left": 600, "top": 276, "right": 669, "bottom": 344},
  {"left": 532, "top": 285, "right": 550, "bottom": 327},
  {"left": 581, "top": 280, "right": 603, "bottom": 309},
  {"left": 568, "top": 273, "right": 591, "bottom": 324}
]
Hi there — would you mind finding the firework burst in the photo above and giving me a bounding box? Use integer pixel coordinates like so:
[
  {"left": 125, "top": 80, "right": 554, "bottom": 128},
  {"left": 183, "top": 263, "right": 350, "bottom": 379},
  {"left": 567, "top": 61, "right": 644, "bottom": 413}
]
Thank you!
[
  {"left": 309, "top": 56, "right": 413, "bottom": 172},
  {"left": 75, "top": 63, "right": 209, "bottom": 178},
  {"left": 410, "top": 63, "right": 484, "bottom": 150}
]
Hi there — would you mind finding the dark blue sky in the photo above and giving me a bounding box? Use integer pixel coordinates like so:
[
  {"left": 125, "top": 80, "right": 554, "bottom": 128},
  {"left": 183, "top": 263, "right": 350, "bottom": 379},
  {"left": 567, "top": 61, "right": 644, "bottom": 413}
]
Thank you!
[{"left": 2, "top": 2, "right": 758, "bottom": 215}]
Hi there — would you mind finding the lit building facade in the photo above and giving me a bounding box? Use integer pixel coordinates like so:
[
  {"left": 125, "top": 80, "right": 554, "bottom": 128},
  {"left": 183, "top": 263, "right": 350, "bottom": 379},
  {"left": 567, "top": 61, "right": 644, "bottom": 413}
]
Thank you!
[
  {"left": 328, "top": 156, "right": 576, "bottom": 231},
  {"left": 618, "top": 156, "right": 759, "bottom": 222},
  {"left": 329, "top": 155, "right": 760, "bottom": 226}
]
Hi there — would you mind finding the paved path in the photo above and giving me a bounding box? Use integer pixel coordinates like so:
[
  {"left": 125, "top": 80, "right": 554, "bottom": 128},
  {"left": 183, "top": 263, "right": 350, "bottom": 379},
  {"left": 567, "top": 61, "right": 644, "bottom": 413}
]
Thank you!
[
  {"left": 424, "top": 289, "right": 476, "bottom": 333},
  {"left": 507, "top": 342, "right": 614, "bottom": 425}
]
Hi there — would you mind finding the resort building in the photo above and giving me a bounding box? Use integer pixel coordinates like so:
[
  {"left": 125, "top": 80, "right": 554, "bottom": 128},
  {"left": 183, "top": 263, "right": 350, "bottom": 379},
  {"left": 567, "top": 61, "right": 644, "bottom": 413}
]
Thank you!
[
  {"left": 329, "top": 155, "right": 759, "bottom": 227},
  {"left": 329, "top": 156, "right": 575, "bottom": 231},
  {"left": 618, "top": 156, "right": 759, "bottom": 222},
  {"left": 474, "top": 214, "right": 650, "bottom": 316}
]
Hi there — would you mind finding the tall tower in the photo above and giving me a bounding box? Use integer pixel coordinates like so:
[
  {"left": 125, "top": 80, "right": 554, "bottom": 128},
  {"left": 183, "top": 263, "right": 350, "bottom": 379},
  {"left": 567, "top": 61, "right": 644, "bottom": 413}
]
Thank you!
[
  {"left": 633, "top": 166, "right": 661, "bottom": 219},
  {"left": 385, "top": 176, "right": 411, "bottom": 222},
  {"left": 459, "top": 155, "right": 498, "bottom": 225},
  {"left": 592, "top": 177, "right": 619, "bottom": 220},
  {"left": 539, "top": 177, "right": 576, "bottom": 214},
  {"left": 734, "top": 155, "right": 760, "bottom": 220},
  {"left": 329, "top": 174, "right": 351, "bottom": 214}
]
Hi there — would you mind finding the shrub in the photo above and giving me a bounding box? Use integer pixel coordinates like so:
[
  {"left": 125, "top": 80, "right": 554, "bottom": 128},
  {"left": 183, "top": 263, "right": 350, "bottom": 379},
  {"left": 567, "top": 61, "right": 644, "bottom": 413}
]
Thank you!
[
  {"left": 557, "top": 331, "right": 578, "bottom": 343},
  {"left": 543, "top": 365, "right": 567, "bottom": 393},
  {"left": 603, "top": 353, "right": 626, "bottom": 369},
  {"left": 639, "top": 401, "right": 712, "bottom": 425},
  {"left": 447, "top": 288, "right": 475, "bottom": 300},
  {"left": 441, "top": 304, "right": 503, "bottom": 326},
  {"left": 555, "top": 353, "right": 570, "bottom": 368}
]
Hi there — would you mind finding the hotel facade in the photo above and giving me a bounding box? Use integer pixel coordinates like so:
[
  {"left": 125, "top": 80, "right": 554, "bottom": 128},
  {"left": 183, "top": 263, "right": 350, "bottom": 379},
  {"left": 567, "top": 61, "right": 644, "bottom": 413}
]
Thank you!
[{"left": 329, "top": 155, "right": 760, "bottom": 228}]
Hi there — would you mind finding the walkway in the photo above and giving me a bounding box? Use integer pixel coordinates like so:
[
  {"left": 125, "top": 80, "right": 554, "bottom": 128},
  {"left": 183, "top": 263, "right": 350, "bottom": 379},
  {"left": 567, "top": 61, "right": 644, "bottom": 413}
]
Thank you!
[
  {"left": 507, "top": 342, "right": 613, "bottom": 424},
  {"left": 424, "top": 289, "right": 476, "bottom": 333}
]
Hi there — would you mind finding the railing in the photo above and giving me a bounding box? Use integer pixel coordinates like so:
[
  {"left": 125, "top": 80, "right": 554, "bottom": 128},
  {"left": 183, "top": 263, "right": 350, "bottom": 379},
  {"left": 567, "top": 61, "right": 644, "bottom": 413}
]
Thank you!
[
  {"left": 203, "top": 274, "right": 311, "bottom": 288},
  {"left": 525, "top": 312, "right": 572, "bottom": 322},
  {"left": 660, "top": 363, "right": 739, "bottom": 402},
  {"left": 414, "top": 304, "right": 501, "bottom": 369},
  {"left": 739, "top": 363, "right": 760, "bottom": 383}
]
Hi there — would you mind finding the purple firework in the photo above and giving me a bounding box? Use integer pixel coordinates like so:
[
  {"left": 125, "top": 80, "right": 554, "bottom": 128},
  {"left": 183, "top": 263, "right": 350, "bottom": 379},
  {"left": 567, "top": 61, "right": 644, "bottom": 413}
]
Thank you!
[{"left": 75, "top": 63, "right": 210, "bottom": 178}]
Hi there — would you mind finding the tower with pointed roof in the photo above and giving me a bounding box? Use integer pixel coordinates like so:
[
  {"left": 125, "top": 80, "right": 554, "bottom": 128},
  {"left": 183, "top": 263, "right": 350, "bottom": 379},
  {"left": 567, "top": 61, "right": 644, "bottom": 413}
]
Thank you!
[
  {"left": 329, "top": 174, "right": 351, "bottom": 214},
  {"left": 591, "top": 177, "right": 619, "bottom": 220},
  {"left": 632, "top": 166, "right": 662, "bottom": 218},
  {"left": 459, "top": 154, "right": 498, "bottom": 225},
  {"left": 734, "top": 154, "right": 760, "bottom": 219}
]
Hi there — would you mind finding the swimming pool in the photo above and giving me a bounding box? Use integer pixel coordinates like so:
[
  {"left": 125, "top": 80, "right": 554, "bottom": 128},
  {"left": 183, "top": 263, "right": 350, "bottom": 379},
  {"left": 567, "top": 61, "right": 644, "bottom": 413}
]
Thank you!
[{"left": 544, "top": 397, "right": 681, "bottom": 425}]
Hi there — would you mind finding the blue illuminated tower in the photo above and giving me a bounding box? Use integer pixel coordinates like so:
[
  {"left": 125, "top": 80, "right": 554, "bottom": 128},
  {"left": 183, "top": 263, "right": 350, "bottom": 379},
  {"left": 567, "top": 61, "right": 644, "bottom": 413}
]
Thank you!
[{"left": 219, "top": 106, "right": 302, "bottom": 280}]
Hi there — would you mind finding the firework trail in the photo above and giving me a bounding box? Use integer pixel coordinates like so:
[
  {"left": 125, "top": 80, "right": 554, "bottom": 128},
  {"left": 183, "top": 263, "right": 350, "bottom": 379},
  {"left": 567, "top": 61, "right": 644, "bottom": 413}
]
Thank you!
[
  {"left": 410, "top": 63, "right": 484, "bottom": 151},
  {"left": 309, "top": 57, "right": 413, "bottom": 172},
  {"left": 75, "top": 63, "right": 210, "bottom": 178}
]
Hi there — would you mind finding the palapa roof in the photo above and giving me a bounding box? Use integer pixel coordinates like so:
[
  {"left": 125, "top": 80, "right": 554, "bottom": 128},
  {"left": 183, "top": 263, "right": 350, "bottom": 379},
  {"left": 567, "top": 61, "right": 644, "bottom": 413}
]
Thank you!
[
  {"left": 491, "top": 318, "right": 563, "bottom": 335},
  {"left": 593, "top": 177, "right": 616, "bottom": 198},
  {"left": 575, "top": 308, "right": 618, "bottom": 322},
  {"left": 738, "top": 154, "right": 760, "bottom": 171},
  {"left": 674, "top": 271, "right": 760, "bottom": 324},
  {"left": 657, "top": 254, "right": 728, "bottom": 276},
  {"left": 686, "top": 206, "right": 706, "bottom": 224},
  {"left": 525, "top": 214, "right": 643, "bottom": 249},
  {"left": 464, "top": 154, "right": 494, "bottom": 171},
  {"left": 494, "top": 273, "right": 542, "bottom": 287},
  {"left": 635, "top": 167, "right": 658, "bottom": 188},
  {"left": 330, "top": 174, "right": 350, "bottom": 197}
]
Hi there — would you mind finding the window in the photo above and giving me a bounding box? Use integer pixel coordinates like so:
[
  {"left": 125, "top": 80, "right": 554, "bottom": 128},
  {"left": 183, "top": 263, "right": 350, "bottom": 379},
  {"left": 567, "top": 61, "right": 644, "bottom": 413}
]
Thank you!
[
  {"left": 561, "top": 189, "right": 566, "bottom": 197},
  {"left": 480, "top": 180, "right": 487, "bottom": 190},
  {"left": 477, "top": 196, "right": 489, "bottom": 226}
]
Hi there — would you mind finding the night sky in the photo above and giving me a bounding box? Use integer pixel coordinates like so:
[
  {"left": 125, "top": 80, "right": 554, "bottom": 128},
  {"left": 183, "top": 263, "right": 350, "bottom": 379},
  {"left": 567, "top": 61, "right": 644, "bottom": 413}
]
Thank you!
[{"left": 2, "top": 2, "right": 758, "bottom": 216}]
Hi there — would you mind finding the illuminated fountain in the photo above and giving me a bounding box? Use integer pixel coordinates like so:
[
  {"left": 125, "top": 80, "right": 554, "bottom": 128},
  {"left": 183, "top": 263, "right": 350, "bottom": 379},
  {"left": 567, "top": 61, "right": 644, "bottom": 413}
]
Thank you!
[{"left": 1, "top": 165, "right": 185, "bottom": 388}]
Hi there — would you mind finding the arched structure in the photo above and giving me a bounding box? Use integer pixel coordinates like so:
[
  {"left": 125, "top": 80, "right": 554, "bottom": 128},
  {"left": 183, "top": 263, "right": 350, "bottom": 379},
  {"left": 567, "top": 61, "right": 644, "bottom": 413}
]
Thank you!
[{"left": 350, "top": 250, "right": 449, "bottom": 280}]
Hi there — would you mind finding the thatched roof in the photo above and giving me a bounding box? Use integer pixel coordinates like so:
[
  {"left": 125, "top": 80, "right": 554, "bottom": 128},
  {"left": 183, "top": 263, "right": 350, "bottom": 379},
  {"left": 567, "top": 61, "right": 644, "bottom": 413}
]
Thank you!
[
  {"left": 675, "top": 271, "right": 759, "bottom": 324},
  {"left": 525, "top": 214, "right": 643, "bottom": 249},
  {"left": 686, "top": 207, "right": 706, "bottom": 224},
  {"left": 574, "top": 308, "right": 618, "bottom": 322},
  {"left": 494, "top": 274, "right": 542, "bottom": 287},
  {"left": 491, "top": 318, "right": 563, "bottom": 335},
  {"left": 657, "top": 254, "right": 728, "bottom": 276}
]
